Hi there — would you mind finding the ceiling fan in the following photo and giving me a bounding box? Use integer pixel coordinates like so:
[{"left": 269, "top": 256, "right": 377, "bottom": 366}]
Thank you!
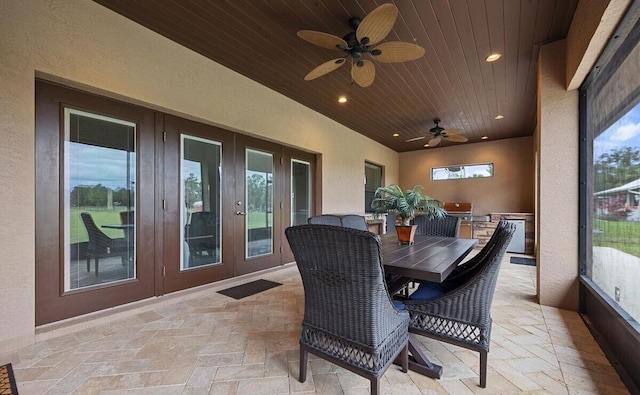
[
  {"left": 297, "top": 3, "right": 425, "bottom": 87},
  {"left": 406, "top": 119, "right": 468, "bottom": 147}
]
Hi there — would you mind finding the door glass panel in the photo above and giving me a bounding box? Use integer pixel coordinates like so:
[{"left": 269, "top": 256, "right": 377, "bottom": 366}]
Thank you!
[
  {"left": 181, "top": 135, "right": 222, "bottom": 269},
  {"left": 291, "top": 159, "right": 311, "bottom": 226},
  {"left": 246, "top": 149, "right": 273, "bottom": 257},
  {"left": 64, "top": 109, "right": 136, "bottom": 291}
]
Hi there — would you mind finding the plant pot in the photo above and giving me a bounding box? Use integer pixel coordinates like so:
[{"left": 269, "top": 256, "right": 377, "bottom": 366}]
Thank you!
[{"left": 395, "top": 225, "right": 418, "bottom": 245}]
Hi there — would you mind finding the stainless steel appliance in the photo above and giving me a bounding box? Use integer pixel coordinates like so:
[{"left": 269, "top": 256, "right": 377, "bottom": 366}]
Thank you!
[{"left": 443, "top": 202, "right": 473, "bottom": 238}]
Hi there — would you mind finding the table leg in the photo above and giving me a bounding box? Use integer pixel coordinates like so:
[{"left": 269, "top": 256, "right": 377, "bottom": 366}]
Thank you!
[{"left": 395, "top": 334, "right": 443, "bottom": 379}]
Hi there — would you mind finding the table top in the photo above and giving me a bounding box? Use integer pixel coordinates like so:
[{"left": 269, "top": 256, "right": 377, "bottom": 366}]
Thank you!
[
  {"left": 101, "top": 224, "right": 134, "bottom": 229},
  {"left": 380, "top": 234, "right": 478, "bottom": 283}
]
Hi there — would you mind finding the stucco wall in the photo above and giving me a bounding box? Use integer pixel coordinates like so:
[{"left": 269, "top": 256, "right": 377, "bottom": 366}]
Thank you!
[
  {"left": 399, "top": 137, "right": 535, "bottom": 216},
  {"left": 537, "top": 40, "right": 580, "bottom": 310},
  {"left": 0, "top": 0, "right": 399, "bottom": 352}
]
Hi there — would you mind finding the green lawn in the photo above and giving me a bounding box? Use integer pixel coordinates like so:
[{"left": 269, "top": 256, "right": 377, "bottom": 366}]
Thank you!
[
  {"left": 593, "top": 219, "right": 640, "bottom": 257},
  {"left": 70, "top": 208, "right": 272, "bottom": 244},
  {"left": 70, "top": 207, "right": 128, "bottom": 244}
]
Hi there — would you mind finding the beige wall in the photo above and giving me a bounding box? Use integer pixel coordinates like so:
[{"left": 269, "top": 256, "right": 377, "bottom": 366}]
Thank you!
[
  {"left": 0, "top": 0, "right": 399, "bottom": 352},
  {"left": 399, "top": 137, "right": 535, "bottom": 216},
  {"left": 536, "top": 40, "right": 580, "bottom": 310},
  {"left": 534, "top": 0, "right": 630, "bottom": 310}
]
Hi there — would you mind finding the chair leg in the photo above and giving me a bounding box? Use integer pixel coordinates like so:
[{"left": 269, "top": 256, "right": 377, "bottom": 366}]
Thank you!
[
  {"left": 480, "top": 349, "right": 488, "bottom": 388},
  {"left": 370, "top": 377, "right": 380, "bottom": 395},
  {"left": 401, "top": 343, "right": 408, "bottom": 373},
  {"left": 86, "top": 256, "right": 91, "bottom": 272},
  {"left": 299, "top": 348, "right": 308, "bottom": 383},
  {"left": 95, "top": 258, "right": 99, "bottom": 277}
]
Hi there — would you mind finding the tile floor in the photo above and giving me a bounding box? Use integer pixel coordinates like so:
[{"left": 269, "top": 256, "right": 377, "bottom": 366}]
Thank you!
[{"left": 0, "top": 253, "right": 631, "bottom": 394}]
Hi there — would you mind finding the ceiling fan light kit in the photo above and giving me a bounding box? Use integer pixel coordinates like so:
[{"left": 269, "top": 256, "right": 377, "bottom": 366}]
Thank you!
[{"left": 298, "top": 3, "right": 425, "bottom": 87}]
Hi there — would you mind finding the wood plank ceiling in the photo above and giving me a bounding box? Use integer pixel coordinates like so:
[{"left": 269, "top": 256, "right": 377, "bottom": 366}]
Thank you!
[{"left": 93, "top": 0, "right": 578, "bottom": 152}]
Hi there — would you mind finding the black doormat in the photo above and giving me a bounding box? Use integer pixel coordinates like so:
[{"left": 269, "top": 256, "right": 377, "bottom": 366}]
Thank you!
[
  {"left": 217, "top": 279, "right": 282, "bottom": 299},
  {"left": 510, "top": 256, "right": 536, "bottom": 266},
  {"left": 0, "top": 363, "right": 18, "bottom": 395}
]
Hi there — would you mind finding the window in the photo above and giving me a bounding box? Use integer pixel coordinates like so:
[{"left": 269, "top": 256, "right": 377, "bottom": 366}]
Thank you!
[
  {"left": 64, "top": 109, "right": 136, "bottom": 290},
  {"left": 432, "top": 163, "right": 493, "bottom": 180},
  {"left": 579, "top": 4, "right": 640, "bottom": 386},
  {"left": 365, "top": 162, "right": 383, "bottom": 212},
  {"left": 583, "top": 12, "right": 640, "bottom": 322}
]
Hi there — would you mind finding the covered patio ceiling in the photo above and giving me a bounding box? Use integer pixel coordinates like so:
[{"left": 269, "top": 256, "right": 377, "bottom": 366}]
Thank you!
[{"left": 93, "top": 0, "right": 578, "bottom": 152}]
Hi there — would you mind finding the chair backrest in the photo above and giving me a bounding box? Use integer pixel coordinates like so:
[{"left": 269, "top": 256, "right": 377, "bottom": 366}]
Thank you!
[
  {"left": 80, "top": 212, "right": 111, "bottom": 252},
  {"left": 467, "top": 223, "right": 515, "bottom": 304},
  {"left": 339, "top": 214, "right": 369, "bottom": 231},
  {"left": 307, "top": 214, "right": 342, "bottom": 226},
  {"left": 285, "top": 224, "right": 402, "bottom": 345},
  {"left": 447, "top": 220, "right": 509, "bottom": 282},
  {"left": 308, "top": 214, "right": 368, "bottom": 231},
  {"left": 386, "top": 211, "right": 397, "bottom": 233},
  {"left": 413, "top": 215, "right": 460, "bottom": 237},
  {"left": 188, "top": 211, "right": 217, "bottom": 237},
  {"left": 119, "top": 210, "right": 134, "bottom": 224}
]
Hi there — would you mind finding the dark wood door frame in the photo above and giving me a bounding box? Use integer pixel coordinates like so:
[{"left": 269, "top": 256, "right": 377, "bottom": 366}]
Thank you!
[
  {"left": 161, "top": 114, "right": 236, "bottom": 294},
  {"left": 35, "top": 80, "right": 157, "bottom": 325},
  {"left": 35, "top": 81, "right": 320, "bottom": 325}
]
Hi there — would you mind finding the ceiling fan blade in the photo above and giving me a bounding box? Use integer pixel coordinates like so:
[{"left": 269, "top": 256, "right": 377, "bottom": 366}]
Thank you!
[
  {"left": 443, "top": 134, "right": 468, "bottom": 143},
  {"left": 304, "top": 58, "right": 347, "bottom": 81},
  {"left": 405, "top": 136, "right": 425, "bottom": 142},
  {"left": 428, "top": 137, "right": 441, "bottom": 147},
  {"left": 371, "top": 42, "right": 425, "bottom": 63},
  {"left": 356, "top": 3, "right": 398, "bottom": 46},
  {"left": 297, "top": 30, "right": 348, "bottom": 50},
  {"left": 441, "top": 128, "right": 464, "bottom": 135},
  {"left": 351, "top": 60, "right": 375, "bottom": 87}
]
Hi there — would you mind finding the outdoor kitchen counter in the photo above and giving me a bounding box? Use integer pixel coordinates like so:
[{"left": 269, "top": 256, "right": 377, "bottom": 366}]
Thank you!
[{"left": 474, "top": 213, "right": 535, "bottom": 254}]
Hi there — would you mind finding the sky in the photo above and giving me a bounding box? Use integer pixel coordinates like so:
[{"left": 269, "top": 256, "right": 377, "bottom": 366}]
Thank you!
[
  {"left": 68, "top": 143, "right": 136, "bottom": 190},
  {"left": 594, "top": 103, "right": 640, "bottom": 159}
]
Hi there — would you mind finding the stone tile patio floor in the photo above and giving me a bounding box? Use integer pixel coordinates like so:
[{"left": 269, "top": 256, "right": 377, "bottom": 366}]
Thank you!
[{"left": 0, "top": 252, "right": 630, "bottom": 394}]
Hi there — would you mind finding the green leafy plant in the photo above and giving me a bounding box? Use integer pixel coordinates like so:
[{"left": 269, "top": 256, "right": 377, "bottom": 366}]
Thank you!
[{"left": 371, "top": 184, "right": 446, "bottom": 225}]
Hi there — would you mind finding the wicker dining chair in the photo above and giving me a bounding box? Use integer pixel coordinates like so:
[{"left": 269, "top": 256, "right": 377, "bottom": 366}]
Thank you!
[
  {"left": 403, "top": 222, "right": 516, "bottom": 388},
  {"left": 308, "top": 214, "right": 369, "bottom": 231},
  {"left": 307, "top": 214, "right": 342, "bottom": 226},
  {"left": 410, "top": 220, "right": 512, "bottom": 299},
  {"left": 413, "top": 214, "right": 461, "bottom": 237},
  {"left": 81, "top": 212, "right": 128, "bottom": 276},
  {"left": 285, "top": 224, "right": 409, "bottom": 395},
  {"left": 339, "top": 214, "right": 369, "bottom": 230}
]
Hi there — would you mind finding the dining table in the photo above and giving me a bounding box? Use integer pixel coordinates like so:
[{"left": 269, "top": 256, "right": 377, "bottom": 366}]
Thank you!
[{"left": 380, "top": 233, "right": 478, "bottom": 379}]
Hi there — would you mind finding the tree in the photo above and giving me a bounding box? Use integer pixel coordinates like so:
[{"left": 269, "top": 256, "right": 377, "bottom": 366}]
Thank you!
[
  {"left": 246, "top": 173, "right": 267, "bottom": 211},
  {"left": 184, "top": 173, "right": 202, "bottom": 208},
  {"left": 594, "top": 146, "right": 640, "bottom": 192}
]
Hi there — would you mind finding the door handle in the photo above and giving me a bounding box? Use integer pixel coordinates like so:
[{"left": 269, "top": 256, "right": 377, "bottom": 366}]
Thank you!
[{"left": 235, "top": 211, "right": 246, "bottom": 216}]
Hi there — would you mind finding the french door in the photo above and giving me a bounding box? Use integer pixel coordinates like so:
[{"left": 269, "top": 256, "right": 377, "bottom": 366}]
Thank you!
[
  {"left": 35, "top": 81, "right": 157, "bottom": 325},
  {"left": 35, "top": 82, "right": 315, "bottom": 324},
  {"left": 162, "top": 117, "right": 315, "bottom": 289}
]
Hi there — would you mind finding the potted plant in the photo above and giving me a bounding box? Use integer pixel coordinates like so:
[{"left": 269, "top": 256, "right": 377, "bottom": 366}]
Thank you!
[{"left": 371, "top": 184, "right": 446, "bottom": 244}]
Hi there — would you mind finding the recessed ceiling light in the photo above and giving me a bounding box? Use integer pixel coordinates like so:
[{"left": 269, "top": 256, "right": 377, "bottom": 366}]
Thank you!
[
  {"left": 494, "top": 114, "right": 504, "bottom": 120},
  {"left": 486, "top": 53, "right": 502, "bottom": 62},
  {"left": 338, "top": 96, "right": 347, "bottom": 103},
  {"left": 481, "top": 136, "right": 489, "bottom": 140},
  {"left": 392, "top": 133, "right": 400, "bottom": 137}
]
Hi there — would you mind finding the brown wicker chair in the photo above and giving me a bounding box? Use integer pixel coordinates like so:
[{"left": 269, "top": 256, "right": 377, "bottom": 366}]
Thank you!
[
  {"left": 413, "top": 214, "right": 460, "bottom": 237},
  {"left": 285, "top": 224, "right": 409, "bottom": 395},
  {"left": 308, "top": 214, "right": 369, "bottom": 231},
  {"left": 410, "top": 220, "right": 512, "bottom": 298},
  {"left": 404, "top": 222, "right": 516, "bottom": 388},
  {"left": 81, "top": 212, "right": 128, "bottom": 276},
  {"left": 307, "top": 214, "right": 342, "bottom": 226}
]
